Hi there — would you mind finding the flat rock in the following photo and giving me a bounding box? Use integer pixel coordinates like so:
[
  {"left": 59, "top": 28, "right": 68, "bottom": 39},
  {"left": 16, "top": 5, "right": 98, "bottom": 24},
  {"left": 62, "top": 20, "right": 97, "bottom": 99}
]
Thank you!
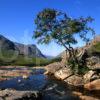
[
  {"left": 45, "top": 62, "right": 64, "bottom": 74},
  {"left": 73, "top": 91, "right": 99, "bottom": 100},
  {"left": 64, "top": 75, "right": 84, "bottom": 86},
  {"left": 84, "top": 79, "right": 100, "bottom": 91},
  {"left": 54, "top": 68, "right": 73, "bottom": 80},
  {"left": 0, "top": 89, "right": 41, "bottom": 100},
  {"left": 83, "top": 70, "right": 96, "bottom": 83}
]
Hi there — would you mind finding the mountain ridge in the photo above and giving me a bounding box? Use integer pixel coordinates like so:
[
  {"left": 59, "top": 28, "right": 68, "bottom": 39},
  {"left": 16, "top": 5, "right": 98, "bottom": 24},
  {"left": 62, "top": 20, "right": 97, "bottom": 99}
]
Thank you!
[{"left": 0, "top": 34, "right": 46, "bottom": 59}]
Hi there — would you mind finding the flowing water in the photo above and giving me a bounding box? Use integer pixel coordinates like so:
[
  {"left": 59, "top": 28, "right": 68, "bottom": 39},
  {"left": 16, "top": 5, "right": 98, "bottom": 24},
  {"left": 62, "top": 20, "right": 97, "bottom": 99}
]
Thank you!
[
  {"left": 0, "top": 68, "right": 47, "bottom": 91},
  {"left": 0, "top": 68, "right": 100, "bottom": 99}
]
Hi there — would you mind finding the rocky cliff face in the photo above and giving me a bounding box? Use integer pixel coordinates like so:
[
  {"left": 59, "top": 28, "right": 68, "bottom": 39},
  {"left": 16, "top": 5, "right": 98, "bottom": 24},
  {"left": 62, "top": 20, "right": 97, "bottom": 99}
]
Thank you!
[
  {"left": 0, "top": 34, "right": 46, "bottom": 59},
  {"left": 15, "top": 43, "right": 45, "bottom": 58},
  {"left": 0, "top": 34, "right": 17, "bottom": 51}
]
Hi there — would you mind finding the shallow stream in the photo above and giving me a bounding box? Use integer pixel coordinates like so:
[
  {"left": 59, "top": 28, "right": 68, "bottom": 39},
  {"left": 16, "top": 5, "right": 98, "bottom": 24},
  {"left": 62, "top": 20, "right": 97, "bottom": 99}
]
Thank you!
[{"left": 0, "top": 68, "right": 100, "bottom": 99}]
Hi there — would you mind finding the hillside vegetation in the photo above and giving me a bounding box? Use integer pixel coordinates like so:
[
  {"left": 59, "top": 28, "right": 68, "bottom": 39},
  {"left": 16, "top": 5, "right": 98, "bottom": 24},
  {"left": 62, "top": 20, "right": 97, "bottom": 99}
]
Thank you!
[{"left": 0, "top": 53, "right": 62, "bottom": 66}]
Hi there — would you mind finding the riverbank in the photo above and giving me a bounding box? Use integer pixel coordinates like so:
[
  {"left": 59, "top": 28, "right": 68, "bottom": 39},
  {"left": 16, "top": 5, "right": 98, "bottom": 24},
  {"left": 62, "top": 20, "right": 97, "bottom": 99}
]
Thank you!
[
  {"left": 0, "top": 66, "right": 100, "bottom": 100},
  {"left": 0, "top": 66, "right": 47, "bottom": 82}
]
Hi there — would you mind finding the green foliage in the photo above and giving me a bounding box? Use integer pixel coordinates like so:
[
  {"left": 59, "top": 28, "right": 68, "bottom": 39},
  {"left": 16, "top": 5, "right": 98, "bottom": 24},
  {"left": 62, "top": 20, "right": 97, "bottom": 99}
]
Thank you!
[
  {"left": 0, "top": 50, "right": 18, "bottom": 63},
  {"left": 12, "top": 56, "right": 62, "bottom": 66},
  {"left": 50, "top": 57, "right": 62, "bottom": 63},
  {"left": 68, "top": 60, "right": 90, "bottom": 75},
  {"left": 78, "top": 66, "right": 90, "bottom": 75},
  {"left": 33, "top": 8, "right": 95, "bottom": 75},
  {"left": 0, "top": 46, "right": 62, "bottom": 66},
  {"left": 68, "top": 56, "right": 89, "bottom": 75},
  {"left": 0, "top": 51, "right": 62, "bottom": 66},
  {"left": 33, "top": 8, "right": 95, "bottom": 47}
]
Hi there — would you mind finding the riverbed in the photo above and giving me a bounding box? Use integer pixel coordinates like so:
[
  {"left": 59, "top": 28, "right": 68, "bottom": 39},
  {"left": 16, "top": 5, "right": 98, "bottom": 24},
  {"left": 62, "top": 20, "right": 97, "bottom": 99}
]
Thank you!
[{"left": 0, "top": 66, "right": 100, "bottom": 100}]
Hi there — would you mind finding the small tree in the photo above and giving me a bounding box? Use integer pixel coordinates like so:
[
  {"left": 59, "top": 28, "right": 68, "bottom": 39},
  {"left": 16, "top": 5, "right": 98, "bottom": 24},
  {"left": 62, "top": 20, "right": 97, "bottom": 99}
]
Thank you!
[{"left": 33, "top": 8, "right": 95, "bottom": 74}]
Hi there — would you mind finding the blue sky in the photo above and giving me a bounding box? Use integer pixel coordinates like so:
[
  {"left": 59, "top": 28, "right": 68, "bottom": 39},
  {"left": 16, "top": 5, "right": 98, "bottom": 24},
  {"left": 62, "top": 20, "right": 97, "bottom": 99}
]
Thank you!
[{"left": 0, "top": 0, "right": 100, "bottom": 56}]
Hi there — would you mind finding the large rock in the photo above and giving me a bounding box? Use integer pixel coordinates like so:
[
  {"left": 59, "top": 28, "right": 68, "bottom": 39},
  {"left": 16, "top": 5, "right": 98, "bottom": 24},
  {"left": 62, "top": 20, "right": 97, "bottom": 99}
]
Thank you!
[
  {"left": 88, "top": 63, "right": 100, "bottom": 70},
  {"left": 64, "top": 75, "right": 84, "bottom": 86},
  {"left": 84, "top": 70, "right": 100, "bottom": 83},
  {"left": 87, "top": 56, "right": 100, "bottom": 69},
  {"left": 54, "top": 67, "right": 73, "bottom": 80},
  {"left": 83, "top": 70, "right": 96, "bottom": 83},
  {"left": 15, "top": 43, "right": 45, "bottom": 58},
  {"left": 73, "top": 91, "right": 99, "bottom": 100},
  {"left": 84, "top": 79, "right": 100, "bottom": 91},
  {"left": 91, "top": 74, "right": 100, "bottom": 81},
  {"left": 0, "top": 34, "right": 46, "bottom": 63},
  {"left": 0, "top": 89, "right": 42, "bottom": 100},
  {"left": 45, "top": 62, "right": 64, "bottom": 75}
]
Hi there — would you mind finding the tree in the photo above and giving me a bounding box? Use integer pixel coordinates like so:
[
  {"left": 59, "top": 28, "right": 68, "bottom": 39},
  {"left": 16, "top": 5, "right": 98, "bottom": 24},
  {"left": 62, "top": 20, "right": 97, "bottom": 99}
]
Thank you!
[{"left": 33, "top": 8, "right": 95, "bottom": 74}]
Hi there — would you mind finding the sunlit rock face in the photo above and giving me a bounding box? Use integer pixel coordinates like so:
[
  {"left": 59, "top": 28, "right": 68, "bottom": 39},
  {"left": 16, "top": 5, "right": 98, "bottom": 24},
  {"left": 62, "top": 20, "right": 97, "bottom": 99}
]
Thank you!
[
  {"left": 83, "top": 70, "right": 96, "bottom": 83},
  {"left": 0, "top": 89, "right": 41, "bottom": 100},
  {"left": 84, "top": 79, "right": 100, "bottom": 91},
  {"left": 54, "top": 67, "right": 73, "bottom": 80},
  {"left": 83, "top": 70, "right": 100, "bottom": 83},
  {"left": 15, "top": 43, "right": 45, "bottom": 58},
  {"left": 45, "top": 62, "right": 64, "bottom": 75},
  {"left": 64, "top": 75, "right": 84, "bottom": 86}
]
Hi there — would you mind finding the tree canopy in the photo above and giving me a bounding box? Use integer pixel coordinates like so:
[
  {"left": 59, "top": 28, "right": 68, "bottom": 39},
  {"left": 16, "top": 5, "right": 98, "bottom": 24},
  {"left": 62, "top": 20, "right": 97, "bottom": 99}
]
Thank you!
[
  {"left": 33, "top": 8, "right": 95, "bottom": 74},
  {"left": 33, "top": 8, "right": 95, "bottom": 48}
]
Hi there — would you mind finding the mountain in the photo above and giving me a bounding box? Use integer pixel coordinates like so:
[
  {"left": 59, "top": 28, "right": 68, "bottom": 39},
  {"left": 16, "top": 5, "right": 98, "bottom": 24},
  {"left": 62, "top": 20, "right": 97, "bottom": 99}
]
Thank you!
[
  {"left": 0, "top": 34, "right": 46, "bottom": 63},
  {"left": 14, "top": 43, "right": 45, "bottom": 58}
]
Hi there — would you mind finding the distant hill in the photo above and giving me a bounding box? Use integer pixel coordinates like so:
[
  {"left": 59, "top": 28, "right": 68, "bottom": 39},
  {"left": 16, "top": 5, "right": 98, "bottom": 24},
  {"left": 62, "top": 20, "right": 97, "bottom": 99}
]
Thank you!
[
  {"left": 0, "top": 34, "right": 47, "bottom": 65},
  {"left": 0, "top": 34, "right": 45, "bottom": 58},
  {"left": 14, "top": 43, "right": 45, "bottom": 58},
  {"left": 0, "top": 35, "right": 62, "bottom": 66}
]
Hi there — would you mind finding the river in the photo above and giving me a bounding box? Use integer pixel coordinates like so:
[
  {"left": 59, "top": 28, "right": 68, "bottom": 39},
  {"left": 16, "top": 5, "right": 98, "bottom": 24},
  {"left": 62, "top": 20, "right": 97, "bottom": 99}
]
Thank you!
[{"left": 0, "top": 68, "right": 100, "bottom": 100}]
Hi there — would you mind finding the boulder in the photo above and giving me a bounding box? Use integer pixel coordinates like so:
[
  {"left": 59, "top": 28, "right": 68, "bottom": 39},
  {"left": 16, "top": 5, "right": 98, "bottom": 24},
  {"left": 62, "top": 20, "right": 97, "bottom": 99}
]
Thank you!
[
  {"left": 0, "top": 89, "right": 42, "bottom": 100},
  {"left": 87, "top": 56, "right": 100, "bottom": 69},
  {"left": 87, "top": 56, "right": 100, "bottom": 65},
  {"left": 90, "top": 63, "right": 100, "bottom": 70},
  {"left": 84, "top": 79, "right": 100, "bottom": 91},
  {"left": 73, "top": 91, "right": 99, "bottom": 100},
  {"left": 90, "top": 74, "right": 100, "bottom": 81},
  {"left": 45, "top": 62, "right": 64, "bottom": 75},
  {"left": 83, "top": 70, "right": 96, "bottom": 83},
  {"left": 64, "top": 75, "right": 84, "bottom": 86},
  {"left": 54, "top": 68, "right": 73, "bottom": 80},
  {"left": 84, "top": 70, "right": 100, "bottom": 83}
]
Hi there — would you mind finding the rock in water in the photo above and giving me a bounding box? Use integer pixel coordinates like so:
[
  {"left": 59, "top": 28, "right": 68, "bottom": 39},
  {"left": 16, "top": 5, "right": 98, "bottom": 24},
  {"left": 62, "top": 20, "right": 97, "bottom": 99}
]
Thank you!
[
  {"left": 22, "top": 75, "right": 29, "bottom": 79},
  {"left": 0, "top": 89, "right": 42, "bottom": 100}
]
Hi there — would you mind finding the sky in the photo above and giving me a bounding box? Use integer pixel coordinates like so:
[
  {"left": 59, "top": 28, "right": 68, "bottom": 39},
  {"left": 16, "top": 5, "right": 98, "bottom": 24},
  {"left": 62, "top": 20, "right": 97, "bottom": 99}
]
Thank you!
[{"left": 0, "top": 0, "right": 100, "bottom": 56}]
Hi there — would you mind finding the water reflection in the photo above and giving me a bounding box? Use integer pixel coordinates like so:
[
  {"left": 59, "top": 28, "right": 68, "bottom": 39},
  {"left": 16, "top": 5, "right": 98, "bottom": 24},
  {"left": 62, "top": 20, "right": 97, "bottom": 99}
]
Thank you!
[{"left": 0, "top": 74, "right": 47, "bottom": 91}]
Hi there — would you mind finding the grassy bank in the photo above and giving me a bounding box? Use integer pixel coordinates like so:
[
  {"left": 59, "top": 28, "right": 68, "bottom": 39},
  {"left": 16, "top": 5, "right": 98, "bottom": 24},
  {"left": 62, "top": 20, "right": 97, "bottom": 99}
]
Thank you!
[{"left": 0, "top": 54, "right": 62, "bottom": 66}]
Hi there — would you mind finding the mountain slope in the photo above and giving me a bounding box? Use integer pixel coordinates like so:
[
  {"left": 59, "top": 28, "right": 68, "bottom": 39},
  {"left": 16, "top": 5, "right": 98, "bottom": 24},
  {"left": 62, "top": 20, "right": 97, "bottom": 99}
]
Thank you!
[
  {"left": 0, "top": 34, "right": 46, "bottom": 65},
  {"left": 15, "top": 43, "right": 45, "bottom": 58}
]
